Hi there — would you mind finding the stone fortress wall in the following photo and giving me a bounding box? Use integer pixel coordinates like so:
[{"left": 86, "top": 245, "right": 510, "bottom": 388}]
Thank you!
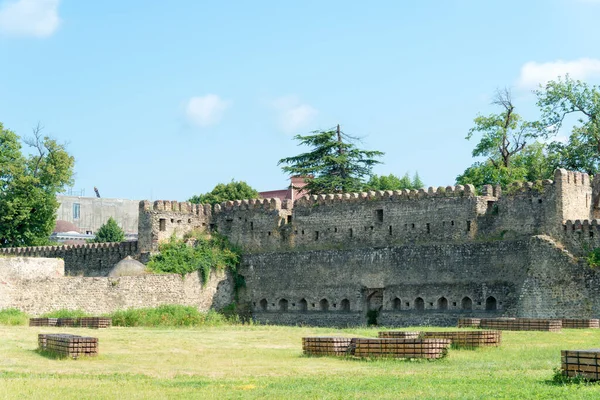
[
  {"left": 137, "top": 168, "right": 600, "bottom": 326},
  {"left": 0, "top": 257, "right": 232, "bottom": 315},
  {"left": 4, "top": 168, "right": 600, "bottom": 325},
  {"left": 0, "top": 241, "right": 139, "bottom": 276}
]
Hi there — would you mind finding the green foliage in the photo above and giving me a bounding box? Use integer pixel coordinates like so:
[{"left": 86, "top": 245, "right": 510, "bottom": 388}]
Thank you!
[
  {"left": 551, "top": 367, "right": 592, "bottom": 386},
  {"left": 147, "top": 232, "right": 241, "bottom": 285},
  {"left": 457, "top": 143, "right": 555, "bottom": 191},
  {"left": 109, "top": 305, "right": 236, "bottom": 327},
  {"left": 0, "top": 123, "right": 74, "bottom": 247},
  {"left": 278, "top": 126, "right": 384, "bottom": 194},
  {"left": 364, "top": 172, "right": 424, "bottom": 191},
  {"left": 40, "top": 309, "right": 89, "bottom": 318},
  {"left": 90, "top": 217, "right": 125, "bottom": 243},
  {"left": 586, "top": 248, "right": 600, "bottom": 268},
  {"left": 467, "top": 88, "right": 543, "bottom": 169},
  {"left": 189, "top": 180, "right": 259, "bottom": 206},
  {"left": 536, "top": 76, "right": 600, "bottom": 175},
  {"left": 0, "top": 308, "right": 28, "bottom": 326}
]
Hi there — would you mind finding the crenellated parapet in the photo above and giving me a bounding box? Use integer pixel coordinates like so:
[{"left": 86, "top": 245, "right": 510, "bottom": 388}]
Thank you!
[
  {"left": 0, "top": 241, "right": 139, "bottom": 276},
  {"left": 136, "top": 169, "right": 599, "bottom": 254},
  {"left": 0, "top": 241, "right": 138, "bottom": 257},
  {"left": 294, "top": 185, "right": 476, "bottom": 208}
]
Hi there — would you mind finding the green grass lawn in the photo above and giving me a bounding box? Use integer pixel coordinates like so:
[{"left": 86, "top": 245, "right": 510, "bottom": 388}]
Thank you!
[{"left": 1, "top": 325, "right": 600, "bottom": 399}]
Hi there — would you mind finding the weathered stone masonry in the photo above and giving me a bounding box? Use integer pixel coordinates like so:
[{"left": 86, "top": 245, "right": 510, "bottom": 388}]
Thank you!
[
  {"left": 136, "top": 168, "right": 600, "bottom": 326},
  {"left": 4, "top": 168, "right": 600, "bottom": 325}
]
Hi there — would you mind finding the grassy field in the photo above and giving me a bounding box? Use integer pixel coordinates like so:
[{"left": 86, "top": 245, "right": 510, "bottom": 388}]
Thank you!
[{"left": 1, "top": 324, "right": 600, "bottom": 399}]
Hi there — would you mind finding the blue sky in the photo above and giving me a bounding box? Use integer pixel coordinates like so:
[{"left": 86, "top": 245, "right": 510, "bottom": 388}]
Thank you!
[{"left": 1, "top": 0, "right": 600, "bottom": 201}]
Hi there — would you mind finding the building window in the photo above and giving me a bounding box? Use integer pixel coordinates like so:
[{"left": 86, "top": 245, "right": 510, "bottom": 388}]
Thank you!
[
  {"left": 159, "top": 219, "right": 166, "bottom": 231},
  {"left": 73, "top": 203, "right": 80, "bottom": 219}
]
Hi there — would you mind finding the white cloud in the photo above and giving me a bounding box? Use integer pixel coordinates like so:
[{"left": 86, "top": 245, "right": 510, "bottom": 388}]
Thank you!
[
  {"left": 517, "top": 58, "right": 600, "bottom": 89},
  {"left": 272, "top": 95, "right": 318, "bottom": 134},
  {"left": 185, "top": 94, "right": 231, "bottom": 128},
  {"left": 0, "top": 0, "right": 61, "bottom": 38}
]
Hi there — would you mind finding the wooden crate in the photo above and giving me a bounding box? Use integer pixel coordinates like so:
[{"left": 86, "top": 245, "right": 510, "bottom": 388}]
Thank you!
[
  {"left": 422, "top": 330, "right": 502, "bottom": 348},
  {"left": 29, "top": 318, "right": 58, "bottom": 327},
  {"left": 38, "top": 333, "right": 98, "bottom": 359},
  {"left": 56, "top": 318, "right": 80, "bottom": 327},
  {"left": 561, "top": 349, "right": 600, "bottom": 381},
  {"left": 378, "top": 331, "right": 422, "bottom": 340},
  {"left": 457, "top": 318, "right": 481, "bottom": 328},
  {"left": 302, "top": 337, "right": 353, "bottom": 356},
  {"left": 479, "top": 318, "right": 562, "bottom": 332},
  {"left": 79, "top": 317, "right": 112, "bottom": 329},
  {"left": 353, "top": 338, "right": 451, "bottom": 359},
  {"left": 561, "top": 319, "right": 600, "bottom": 329}
]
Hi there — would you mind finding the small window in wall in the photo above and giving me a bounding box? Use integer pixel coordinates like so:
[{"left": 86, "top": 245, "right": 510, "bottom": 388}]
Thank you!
[
  {"left": 250, "top": 222, "right": 254, "bottom": 231},
  {"left": 279, "top": 299, "right": 288, "bottom": 311},
  {"left": 73, "top": 203, "right": 80, "bottom": 219},
  {"left": 393, "top": 297, "right": 401, "bottom": 310},
  {"left": 389, "top": 226, "right": 393, "bottom": 235},
  {"left": 426, "top": 223, "right": 431, "bottom": 234},
  {"left": 341, "top": 299, "right": 350, "bottom": 311},
  {"left": 159, "top": 219, "right": 166, "bottom": 231},
  {"left": 415, "top": 297, "right": 425, "bottom": 311},
  {"left": 375, "top": 209, "right": 383, "bottom": 223},
  {"left": 349, "top": 228, "right": 353, "bottom": 237},
  {"left": 299, "top": 298, "right": 308, "bottom": 312},
  {"left": 314, "top": 231, "right": 319, "bottom": 240},
  {"left": 259, "top": 299, "right": 268, "bottom": 311},
  {"left": 319, "top": 298, "right": 329, "bottom": 311},
  {"left": 467, "top": 221, "right": 472, "bottom": 232},
  {"left": 287, "top": 215, "right": 292, "bottom": 224}
]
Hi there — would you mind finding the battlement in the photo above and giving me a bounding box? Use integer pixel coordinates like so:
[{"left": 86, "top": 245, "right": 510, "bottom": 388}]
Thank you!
[
  {"left": 136, "top": 169, "right": 600, "bottom": 253},
  {"left": 294, "top": 185, "right": 476, "bottom": 208},
  {"left": 0, "top": 241, "right": 139, "bottom": 276},
  {"left": 554, "top": 169, "right": 591, "bottom": 187},
  {"left": 215, "top": 197, "right": 284, "bottom": 212},
  {"left": 0, "top": 241, "right": 137, "bottom": 256}
]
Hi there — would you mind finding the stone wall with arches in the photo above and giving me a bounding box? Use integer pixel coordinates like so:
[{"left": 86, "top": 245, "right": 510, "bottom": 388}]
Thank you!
[{"left": 241, "top": 235, "right": 600, "bottom": 327}]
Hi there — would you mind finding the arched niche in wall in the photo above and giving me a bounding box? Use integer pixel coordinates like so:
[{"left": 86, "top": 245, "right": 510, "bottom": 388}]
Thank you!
[
  {"left": 298, "top": 298, "right": 308, "bottom": 312},
  {"left": 437, "top": 297, "right": 448, "bottom": 310},
  {"left": 415, "top": 297, "right": 425, "bottom": 311},
  {"left": 392, "top": 297, "right": 402, "bottom": 311},
  {"left": 485, "top": 296, "right": 497, "bottom": 311},
  {"left": 319, "top": 298, "right": 329, "bottom": 311},
  {"left": 279, "top": 298, "right": 288, "bottom": 311},
  {"left": 461, "top": 296, "right": 473, "bottom": 310},
  {"left": 341, "top": 299, "right": 350, "bottom": 312},
  {"left": 259, "top": 298, "right": 268, "bottom": 311}
]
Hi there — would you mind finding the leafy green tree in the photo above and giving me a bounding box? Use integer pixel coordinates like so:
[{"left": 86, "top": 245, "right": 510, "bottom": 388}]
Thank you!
[
  {"left": 536, "top": 76, "right": 600, "bottom": 174},
  {"left": 189, "top": 180, "right": 259, "bottom": 206},
  {"left": 467, "top": 88, "right": 543, "bottom": 168},
  {"left": 91, "top": 217, "right": 125, "bottom": 243},
  {"left": 365, "top": 172, "right": 424, "bottom": 191},
  {"left": 456, "top": 142, "right": 555, "bottom": 191},
  {"left": 0, "top": 123, "right": 74, "bottom": 248},
  {"left": 278, "top": 125, "right": 384, "bottom": 194}
]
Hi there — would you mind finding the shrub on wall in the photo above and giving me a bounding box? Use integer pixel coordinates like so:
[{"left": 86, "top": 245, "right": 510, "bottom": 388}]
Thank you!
[
  {"left": 146, "top": 232, "right": 241, "bottom": 284},
  {"left": 587, "top": 248, "right": 600, "bottom": 268}
]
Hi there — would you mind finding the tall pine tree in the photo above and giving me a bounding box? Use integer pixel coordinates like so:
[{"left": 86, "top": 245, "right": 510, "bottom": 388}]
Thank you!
[{"left": 278, "top": 125, "right": 384, "bottom": 194}]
